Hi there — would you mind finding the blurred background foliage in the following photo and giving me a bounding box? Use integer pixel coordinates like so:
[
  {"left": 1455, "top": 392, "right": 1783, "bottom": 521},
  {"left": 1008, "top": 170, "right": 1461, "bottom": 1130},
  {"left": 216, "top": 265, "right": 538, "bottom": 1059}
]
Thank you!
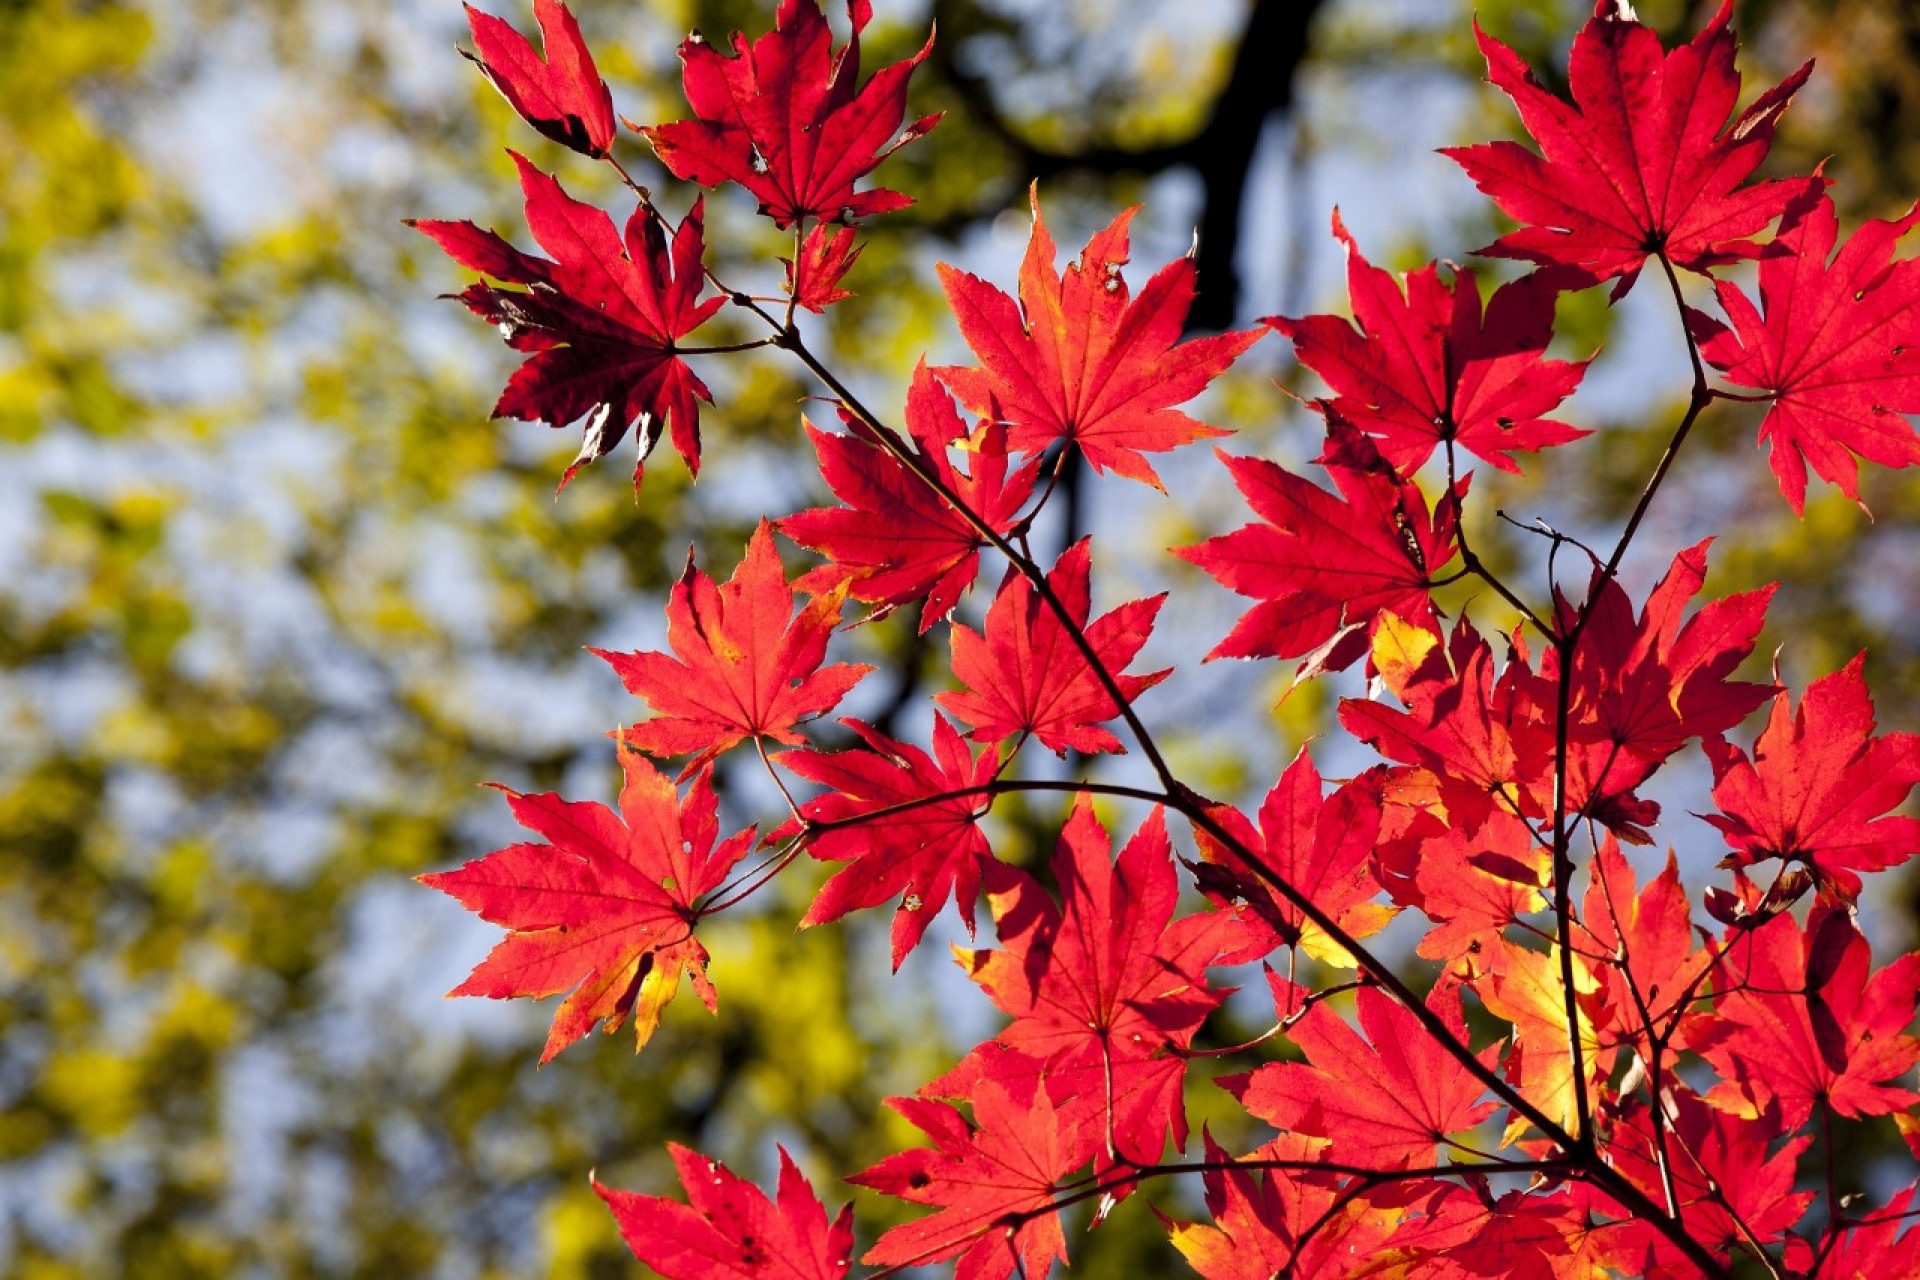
[{"left": 2, "top": 0, "right": 1917, "bottom": 1275}]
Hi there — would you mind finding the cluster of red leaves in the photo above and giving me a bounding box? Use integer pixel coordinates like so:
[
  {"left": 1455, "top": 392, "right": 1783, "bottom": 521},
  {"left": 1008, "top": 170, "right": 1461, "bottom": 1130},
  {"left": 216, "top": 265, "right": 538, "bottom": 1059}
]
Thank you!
[{"left": 417, "top": 1, "right": 1920, "bottom": 1276}]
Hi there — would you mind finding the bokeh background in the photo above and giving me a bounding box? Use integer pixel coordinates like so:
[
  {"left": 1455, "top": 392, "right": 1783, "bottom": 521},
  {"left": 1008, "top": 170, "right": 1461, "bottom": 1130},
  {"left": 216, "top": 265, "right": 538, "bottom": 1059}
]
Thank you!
[{"left": 4, "top": 0, "right": 1919, "bottom": 1274}]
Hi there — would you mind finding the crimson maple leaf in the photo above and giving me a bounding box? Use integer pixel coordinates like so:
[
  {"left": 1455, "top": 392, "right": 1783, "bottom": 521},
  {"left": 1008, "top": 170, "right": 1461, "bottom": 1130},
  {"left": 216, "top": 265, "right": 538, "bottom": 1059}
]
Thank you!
[
  {"left": 781, "top": 714, "right": 998, "bottom": 967},
  {"left": 936, "top": 188, "right": 1264, "bottom": 488},
  {"left": 1169, "top": 1133, "right": 1398, "bottom": 1280},
  {"left": 783, "top": 222, "right": 862, "bottom": 312},
  {"left": 781, "top": 364, "right": 1040, "bottom": 630},
  {"left": 1692, "top": 192, "right": 1920, "bottom": 512},
  {"left": 934, "top": 801, "right": 1241, "bottom": 1165},
  {"left": 1270, "top": 212, "right": 1588, "bottom": 473},
  {"left": 1178, "top": 418, "right": 1462, "bottom": 674},
  {"left": 644, "top": 0, "right": 938, "bottom": 228},
  {"left": 595, "top": 521, "right": 871, "bottom": 775},
  {"left": 1444, "top": 1, "right": 1813, "bottom": 290},
  {"left": 851, "top": 1078, "right": 1096, "bottom": 1280},
  {"left": 418, "top": 752, "right": 752, "bottom": 1061},
  {"left": 1685, "top": 907, "right": 1920, "bottom": 1128},
  {"left": 1225, "top": 985, "right": 1498, "bottom": 1168},
  {"left": 1377, "top": 805, "right": 1549, "bottom": 963},
  {"left": 1193, "top": 750, "right": 1394, "bottom": 963},
  {"left": 1596, "top": 1091, "right": 1812, "bottom": 1270},
  {"left": 1702, "top": 654, "right": 1920, "bottom": 902},
  {"left": 937, "top": 539, "right": 1167, "bottom": 756},
  {"left": 1583, "top": 839, "right": 1709, "bottom": 1053},
  {"left": 411, "top": 155, "right": 724, "bottom": 487},
  {"left": 594, "top": 1145, "right": 853, "bottom": 1280},
  {"left": 463, "top": 0, "right": 615, "bottom": 157}
]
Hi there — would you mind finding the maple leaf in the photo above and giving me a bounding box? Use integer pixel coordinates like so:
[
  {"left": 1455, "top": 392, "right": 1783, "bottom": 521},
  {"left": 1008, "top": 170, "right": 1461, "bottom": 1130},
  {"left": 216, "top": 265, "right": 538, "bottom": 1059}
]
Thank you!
[
  {"left": 645, "top": 0, "right": 939, "bottom": 229},
  {"left": 783, "top": 222, "right": 862, "bottom": 312},
  {"left": 595, "top": 521, "right": 871, "bottom": 776},
  {"left": 936, "top": 801, "right": 1240, "bottom": 1164},
  {"left": 1227, "top": 985, "right": 1498, "bottom": 1169},
  {"left": 1342, "top": 619, "right": 1551, "bottom": 834},
  {"left": 1596, "top": 1091, "right": 1812, "bottom": 1270},
  {"left": 1546, "top": 539, "right": 1775, "bottom": 768},
  {"left": 1685, "top": 906, "right": 1920, "bottom": 1128},
  {"left": 463, "top": 0, "right": 615, "bottom": 157},
  {"left": 1702, "top": 653, "right": 1920, "bottom": 902},
  {"left": 1379, "top": 1183, "right": 1615, "bottom": 1279},
  {"left": 410, "top": 155, "right": 724, "bottom": 487},
  {"left": 1177, "top": 419, "right": 1463, "bottom": 672},
  {"left": 936, "top": 187, "right": 1264, "bottom": 488},
  {"left": 594, "top": 1144, "right": 853, "bottom": 1280},
  {"left": 418, "top": 752, "right": 752, "bottom": 1061},
  {"left": 1168, "top": 1133, "right": 1399, "bottom": 1280},
  {"left": 1377, "top": 805, "right": 1549, "bottom": 963},
  {"left": 1582, "top": 838, "right": 1709, "bottom": 1052},
  {"left": 1270, "top": 211, "right": 1588, "bottom": 473},
  {"left": 851, "top": 1078, "right": 1096, "bottom": 1280},
  {"left": 1692, "top": 191, "right": 1920, "bottom": 512},
  {"left": 1821, "top": 1185, "right": 1920, "bottom": 1280},
  {"left": 1479, "top": 937, "right": 1607, "bottom": 1143},
  {"left": 1193, "top": 750, "right": 1395, "bottom": 964},
  {"left": 936, "top": 539, "right": 1168, "bottom": 756},
  {"left": 781, "top": 365, "right": 1040, "bottom": 631},
  {"left": 781, "top": 714, "right": 998, "bottom": 967},
  {"left": 1444, "top": 1, "right": 1814, "bottom": 290}
]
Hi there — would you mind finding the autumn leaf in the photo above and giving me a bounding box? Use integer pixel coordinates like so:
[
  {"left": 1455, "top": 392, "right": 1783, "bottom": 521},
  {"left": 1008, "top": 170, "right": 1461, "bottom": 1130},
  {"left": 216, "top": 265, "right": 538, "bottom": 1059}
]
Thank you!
[
  {"left": 1444, "top": 0, "right": 1813, "bottom": 290},
  {"left": 645, "top": 0, "right": 939, "bottom": 228},
  {"left": 1479, "top": 938, "right": 1606, "bottom": 1143},
  {"left": 852, "top": 1078, "right": 1095, "bottom": 1280},
  {"left": 783, "top": 222, "right": 862, "bottom": 312},
  {"left": 936, "top": 187, "right": 1264, "bottom": 488},
  {"left": 594, "top": 1144, "right": 853, "bottom": 1279},
  {"left": 781, "top": 364, "right": 1040, "bottom": 630},
  {"left": 463, "top": 0, "right": 615, "bottom": 157},
  {"left": 937, "top": 538, "right": 1168, "bottom": 756},
  {"left": 1692, "top": 191, "right": 1920, "bottom": 512},
  {"left": 418, "top": 752, "right": 752, "bottom": 1061},
  {"left": 1686, "top": 906, "right": 1920, "bottom": 1127},
  {"left": 781, "top": 713, "right": 998, "bottom": 967},
  {"left": 1193, "top": 750, "right": 1395, "bottom": 965},
  {"left": 1702, "top": 653, "right": 1920, "bottom": 902},
  {"left": 595, "top": 521, "right": 871, "bottom": 775},
  {"left": 935, "top": 801, "right": 1241, "bottom": 1164},
  {"left": 1169, "top": 1133, "right": 1398, "bottom": 1280},
  {"left": 410, "top": 156, "right": 724, "bottom": 487},
  {"left": 1227, "top": 985, "right": 1498, "bottom": 1168},
  {"left": 1582, "top": 838, "right": 1709, "bottom": 1052},
  {"left": 1270, "top": 211, "right": 1588, "bottom": 474},
  {"left": 1179, "top": 419, "right": 1462, "bottom": 674}
]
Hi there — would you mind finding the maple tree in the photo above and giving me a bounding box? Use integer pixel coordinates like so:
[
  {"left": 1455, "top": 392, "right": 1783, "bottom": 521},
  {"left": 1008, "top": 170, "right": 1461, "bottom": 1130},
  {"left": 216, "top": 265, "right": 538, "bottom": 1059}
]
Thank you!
[{"left": 416, "top": 1, "right": 1920, "bottom": 1275}]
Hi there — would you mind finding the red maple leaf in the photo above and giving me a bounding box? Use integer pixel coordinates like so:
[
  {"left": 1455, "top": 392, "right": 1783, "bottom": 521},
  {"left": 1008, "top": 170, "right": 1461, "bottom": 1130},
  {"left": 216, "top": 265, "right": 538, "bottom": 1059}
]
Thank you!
[
  {"left": 463, "top": 0, "right": 615, "bottom": 157},
  {"left": 594, "top": 1144, "right": 853, "bottom": 1280},
  {"left": 1582, "top": 838, "right": 1709, "bottom": 1054},
  {"left": 1193, "top": 750, "right": 1394, "bottom": 961},
  {"left": 1169, "top": 1134, "right": 1399, "bottom": 1280},
  {"left": 936, "top": 188, "right": 1264, "bottom": 487},
  {"left": 1443, "top": 1, "right": 1812, "bottom": 290},
  {"left": 936, "top": 539, "right": 1168, "bottom": 756},
  {"left": 781, "top": 713, "right": 998, "bottom": 967},
  {"left": 1270, "top": 211, "right": 1588, "bottom": 473},
  {"left": 1685, "top": 906, "right": 1920, "bottom": 1128},
  {"left": 595, "top": 521, "right": 871, "bottom": 775},
  {"left": 1377, "top": 805, "right": 1549, "bottom": 963},
  {"left": 783, "top": 222, "right": 862, "bottom": 312},
  {"left": 1702, "top": 653, "right": 1920, "bottom": 902},
  {"left": 781, "top": 364, "right": 1040, "bottom": 630},
  {"left": 1596, "top": 1091, "right": 1812, "bottom": 1271},
  {"left": 851, "top": 1078, "right": 1095, "bottom": 1280},
  {"left": 935, "top": 801, "right": 1241, "bottom": 1164},
  {"left": 645, "top": 0, "right": 938, "bottom": 229},
  {"left": 418, "top": 752, "right": 752, "bottom": 1061},
  {"left": 1692, "top": 192, "right": 1920, "bottom": 512},
  {"left": 410, "top": 155, "right": 724, "bottom": 487},
  {"left": 1225, "top": 985, "right": 1498, "bottom": 1168},
  {"left": 1178, "top": 418, "right": 1462, "bottom": 673}
]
